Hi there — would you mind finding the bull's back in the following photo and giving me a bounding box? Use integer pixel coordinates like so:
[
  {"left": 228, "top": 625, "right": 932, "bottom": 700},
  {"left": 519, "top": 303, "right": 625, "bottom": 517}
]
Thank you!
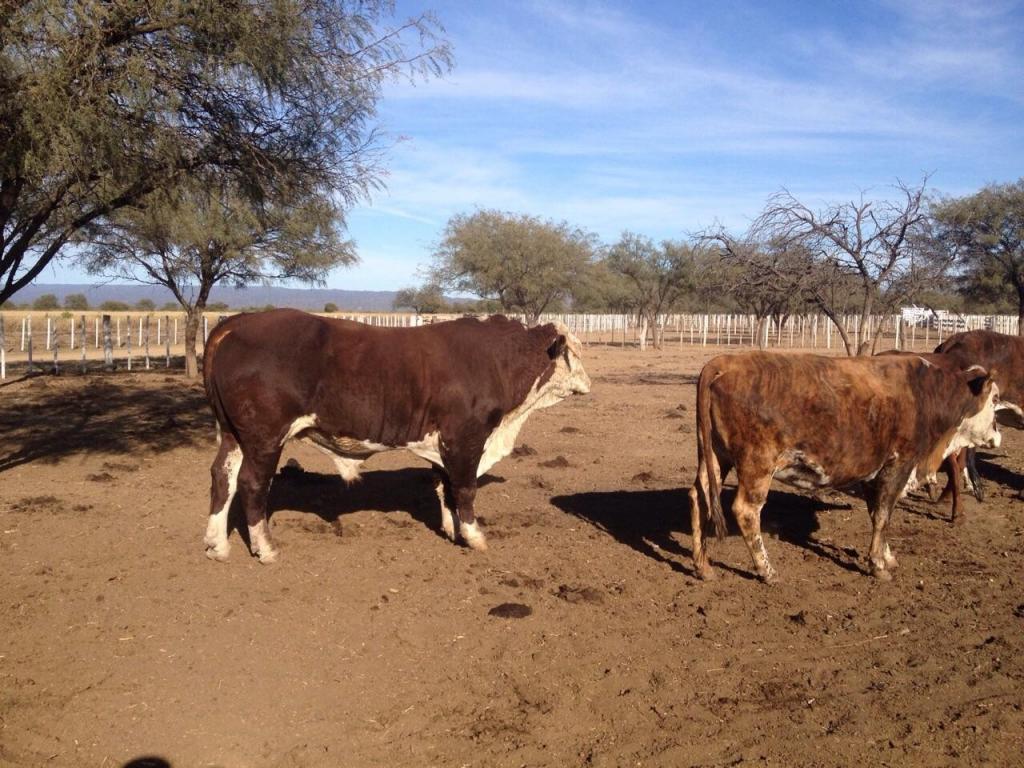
[{"left": 936, "top": 329, "right": 1024, "bottom": 405}]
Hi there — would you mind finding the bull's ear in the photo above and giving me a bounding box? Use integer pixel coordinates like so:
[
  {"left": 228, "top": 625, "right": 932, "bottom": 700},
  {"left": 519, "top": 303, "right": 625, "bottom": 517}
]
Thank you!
[
  {"left": 961, "top": 365, "right": 991, "bottom": 397},
  {"left": 547, "top": 334, "right": 567, "bottom": 360}
]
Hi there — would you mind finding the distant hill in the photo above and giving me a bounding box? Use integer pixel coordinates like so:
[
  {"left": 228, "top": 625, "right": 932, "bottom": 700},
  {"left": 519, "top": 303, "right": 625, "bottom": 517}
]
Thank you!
[{"left": 7, "top": 283, "right": 402, "bottom": 311}]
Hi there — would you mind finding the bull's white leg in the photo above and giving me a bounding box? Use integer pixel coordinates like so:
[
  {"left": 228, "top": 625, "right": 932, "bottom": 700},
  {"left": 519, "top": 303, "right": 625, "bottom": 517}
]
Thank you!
[
  {"left": 435, "top": 480, "right": 456, "bottom": 542},
  {"left": 459, "top": 520, "right": 488, "bottom": 551},
  {"left": 205, "top": 442, "right": 242, "bottom": 562},
  {"left": 248, "top": 519, "right": 279, "bottom": 565}
]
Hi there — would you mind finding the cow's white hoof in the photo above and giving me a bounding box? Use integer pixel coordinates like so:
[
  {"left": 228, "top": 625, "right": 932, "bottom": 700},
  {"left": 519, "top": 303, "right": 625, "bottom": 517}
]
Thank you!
[
  {"left": 205, "top": 542, "right": 231, "bottom": 562},
  {"left": 460, "top": 521, "right": 488, "bottom": 551},
  {"left": 256, "top": 549, "right": 279, "bottom": 564}
]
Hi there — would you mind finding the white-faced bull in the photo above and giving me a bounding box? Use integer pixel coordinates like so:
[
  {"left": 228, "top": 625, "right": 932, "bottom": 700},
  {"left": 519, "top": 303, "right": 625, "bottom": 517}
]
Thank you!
[
  {"left": 688, "top": 352, "right": 1001, "bottom": 582},
  {"left": 202, "top": 310, "right": 591, "bottom": 563}
]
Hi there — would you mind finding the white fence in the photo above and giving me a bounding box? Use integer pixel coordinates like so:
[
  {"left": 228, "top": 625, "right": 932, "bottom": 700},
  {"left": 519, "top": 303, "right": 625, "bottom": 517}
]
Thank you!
[{"left": 1, "top": 310, "right": 1019, "bottom": 380}]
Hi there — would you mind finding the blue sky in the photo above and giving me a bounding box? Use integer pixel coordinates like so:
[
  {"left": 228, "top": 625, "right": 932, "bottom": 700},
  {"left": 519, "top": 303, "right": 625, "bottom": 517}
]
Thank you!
[{"left": 45, "top": 0, "right": 1024, "bottom": 290}]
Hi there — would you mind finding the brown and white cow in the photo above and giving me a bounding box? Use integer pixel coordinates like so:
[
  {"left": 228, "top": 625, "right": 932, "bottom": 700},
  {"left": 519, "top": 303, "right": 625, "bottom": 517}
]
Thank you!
[
  {"left": 202, "top": 310, "right": 591, "bottom": 563},
  {"left": 934, "top": 330, "right": 1024, "bottom": 517},
  {"left": 688, "top": 352, "right": 1001, "bottom": 582}
]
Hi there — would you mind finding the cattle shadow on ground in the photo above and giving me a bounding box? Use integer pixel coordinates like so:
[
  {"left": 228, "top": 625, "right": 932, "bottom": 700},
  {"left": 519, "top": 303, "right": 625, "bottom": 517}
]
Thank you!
[
  {"left": 263, "top": 466, "right": 500, "bottom": 542},
  {"left": 975, "top": 451, "right": 1024, "bottom": 494},
  {"left": 0, "top": 373, "right": 213, "bottom": 474},
  {"left": 552, "top": 486, "right": 868, "bottom": 579}
]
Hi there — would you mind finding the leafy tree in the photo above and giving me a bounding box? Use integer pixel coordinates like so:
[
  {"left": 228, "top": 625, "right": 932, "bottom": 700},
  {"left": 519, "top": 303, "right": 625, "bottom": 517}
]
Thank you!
[
  {"left": 79, "top": 180, "right": 356, "bottom": 377},
  {"left": 134, "top": 298, "right": 155, "bottom": 312},
  {"left": 569, "top": 260, "right": 636, "bottom": 313},
  {"left": 100, "top": 300, "right": 130, "bottom": 312},
  {"left": 206, "top": 302, "right": 230, "bottom": 313},
  {"left": 606, "top": 233, "right": 700, "bottom": 348},
  {"left": 931, "top": 180, "right": 1024, "bottom": 334},
  {"left": 393, "top": 284, "right": 448, "bottom": 314},
  {"left": 0, "top": 0, "right": 451, "bottom": 305},
  {"left": 431, "top": 210, "right": 596, "bottom": 324},
  {"left": 323, "top": 302, "right": 339, "bottom": 313},
  {"left": 159, "top": 302, "right": 179, "bottom": 312},
  {"left": 31, "top": 293, "right": 59, "bottom": 310},
  {"left": 64, "top": 293, "right": 89, "bottom": 311}
]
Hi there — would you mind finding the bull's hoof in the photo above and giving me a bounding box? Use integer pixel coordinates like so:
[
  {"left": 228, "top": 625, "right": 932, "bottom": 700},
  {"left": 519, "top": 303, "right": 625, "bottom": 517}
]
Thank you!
[
  {"left": 205, "top": 543, "right": 230, "bottom": 562},
  {"left": 441, "top": 517, "right": 456, "bottom": 542},
  {"left": 255, "top": 548, "right": 280, "bottom": 564},
  {"left": 695, "top": 565, "right": 717, "bottom": 581},
  {"left": 951, "top": 514, "right": 966, "bottom": 527},
  {"left": 871, "top": 565, "right": 893, "bottom": 581},
  {"left": 759, "top": 570, "right": 779, "bottom": 585},
  {"left": 460, "top": 521, "right": 488, "bottom": 551}
]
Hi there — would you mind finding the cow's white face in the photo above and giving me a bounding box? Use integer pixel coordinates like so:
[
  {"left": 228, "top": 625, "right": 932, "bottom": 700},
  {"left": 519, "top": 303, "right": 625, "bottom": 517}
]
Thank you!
[
  {"left": 549, "top": 325, "right": 591, "bottom": 398},
  {"left": 947, "top": 381, "right": 1001, "bottom": 456}
]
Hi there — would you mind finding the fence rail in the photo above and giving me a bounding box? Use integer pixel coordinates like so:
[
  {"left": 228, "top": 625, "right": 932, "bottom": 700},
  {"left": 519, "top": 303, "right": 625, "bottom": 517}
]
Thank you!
[{"left": 1, "top": 310, "right": 1019, "bottom": 380}]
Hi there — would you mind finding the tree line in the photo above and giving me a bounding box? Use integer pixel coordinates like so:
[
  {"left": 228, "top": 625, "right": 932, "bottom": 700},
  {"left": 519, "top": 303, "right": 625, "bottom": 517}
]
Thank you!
[
  {"left": 399, "top": 179, "right": 1024, "bottom": 354},
  {"left": 3, "top": 2, "right": 1023, "bottom": 376}
]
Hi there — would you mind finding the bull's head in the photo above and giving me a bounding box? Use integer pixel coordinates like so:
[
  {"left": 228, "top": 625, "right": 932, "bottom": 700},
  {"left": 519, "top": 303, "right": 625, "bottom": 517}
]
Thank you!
[{"left": 547, "top": 323, "right": 591, "bottom": 397}]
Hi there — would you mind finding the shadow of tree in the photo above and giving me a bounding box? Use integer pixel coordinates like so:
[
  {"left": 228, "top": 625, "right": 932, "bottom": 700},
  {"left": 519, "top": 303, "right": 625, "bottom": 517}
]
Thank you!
[
  {"left": 552, "top": 484, "right": 866, "bottom": 579},
  {"left": 0, "top": 373, "right": 213, "bottom": 473}
]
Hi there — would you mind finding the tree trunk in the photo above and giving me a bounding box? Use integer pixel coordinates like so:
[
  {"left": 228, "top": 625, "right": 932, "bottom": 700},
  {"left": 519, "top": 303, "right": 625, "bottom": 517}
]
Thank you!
[
  {"left": 184, "top": 308, "right": 201, "bottom": 379},
  {"left": 1017, "top": 288, "right": 1024, "bottom": 337}
]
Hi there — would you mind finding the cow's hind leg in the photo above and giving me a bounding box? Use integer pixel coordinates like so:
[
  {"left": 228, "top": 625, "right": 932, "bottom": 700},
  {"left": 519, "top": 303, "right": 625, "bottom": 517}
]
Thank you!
[
  {"left": 732, "top": 474, "right": 776, "bottom": 583},
  {"left": 205, "top": 433, "right": 242, "bottom": 562},
  {"left": 689, "top": 457, "right": 730, "bottom": 581},
  {"left": 237, "top": 449, "right": 283, "bottom": 564},
  {"left": 440, "top": 451, "right": 487, "bottom": 551}
]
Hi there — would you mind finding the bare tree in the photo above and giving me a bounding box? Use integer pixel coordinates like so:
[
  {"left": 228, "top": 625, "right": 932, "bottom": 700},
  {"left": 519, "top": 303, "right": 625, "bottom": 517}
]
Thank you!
[{"left": 753, "top": 180, "right": 939, "bottom": 355}]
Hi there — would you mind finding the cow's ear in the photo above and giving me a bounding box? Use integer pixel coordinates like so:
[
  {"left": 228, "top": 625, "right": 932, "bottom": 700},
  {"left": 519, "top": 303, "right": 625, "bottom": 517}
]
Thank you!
[
  {"left": 961, "top": 365, "right": 991, "bottom": 397},
  {"left": 547, "top": 334, "right": 567, "bottom": 360}
]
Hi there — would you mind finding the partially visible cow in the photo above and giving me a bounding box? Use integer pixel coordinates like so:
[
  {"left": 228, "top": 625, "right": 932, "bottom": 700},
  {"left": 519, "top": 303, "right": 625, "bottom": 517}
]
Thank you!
[
  {"left": 202, "top": 310, "right": 591, "bottom": 563},
  {"left": 688, "top": 352, "right": 1001, "bottom": 582},
  {"left": 934, "top": 330, "right": 1024, "bottom": 518}
]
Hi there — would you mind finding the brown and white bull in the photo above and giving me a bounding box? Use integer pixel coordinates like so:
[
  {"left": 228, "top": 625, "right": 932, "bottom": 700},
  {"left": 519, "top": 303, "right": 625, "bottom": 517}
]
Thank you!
[
  {"left": 202, "top": 310, "right": 591, "bottom": 563},
  {"left": 934, "top": 330, "right": 1024, "bottom": 518},
  {"left": 688, "top": 352, "right": 1001, "bottom": 582}
]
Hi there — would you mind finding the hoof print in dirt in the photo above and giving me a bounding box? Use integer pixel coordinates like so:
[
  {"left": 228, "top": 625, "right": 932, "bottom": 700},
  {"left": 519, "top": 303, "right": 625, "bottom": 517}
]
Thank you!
[
  {"left": 559, "top": 426, "right": 582, "bottom": 434},
  {"left": 788, "top": 610, "right": 808, "bottom": 625},
  {"left": 87, "top": 472, "right": 116, "bottom": 483},
  {"left": 512, "top": 444, "right": 538, "bottom": 458},
  {"left": 554, "top": 585, "right": 604, "bottom": 605},
  {"left": 539, "top": 455, "right": 571, "bottom": 469},
  {"left": 488, "top": 602, "right": 532, "bottom": 619},
  {"left": 630, "top": 471, "right": 655, "bottom": 484}
]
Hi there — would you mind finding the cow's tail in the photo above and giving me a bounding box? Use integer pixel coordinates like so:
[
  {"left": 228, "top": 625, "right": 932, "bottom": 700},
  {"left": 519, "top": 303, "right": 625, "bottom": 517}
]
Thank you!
[{"left": 697, "top": 362, "right": 727, "bottom": 539}]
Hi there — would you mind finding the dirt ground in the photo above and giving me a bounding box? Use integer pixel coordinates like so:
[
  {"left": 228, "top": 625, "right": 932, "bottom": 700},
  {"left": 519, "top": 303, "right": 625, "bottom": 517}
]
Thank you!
[{"left": 2, "top": 343, "right": 1023, "bottom": 768}]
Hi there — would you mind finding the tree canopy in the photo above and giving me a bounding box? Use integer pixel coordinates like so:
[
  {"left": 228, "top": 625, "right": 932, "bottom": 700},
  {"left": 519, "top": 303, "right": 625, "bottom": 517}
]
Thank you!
[
  {"left": 430, "top": 209, "right": 596, "bottom": 324},
  {"left": 931, "top": 179, "right": 1024, "bottom": 333},
  {"left": 78, "top": 178, "right": 356, "bottom": 375},
  {"left": 0, "top": 0, "right": 451, "bottom": 304}
]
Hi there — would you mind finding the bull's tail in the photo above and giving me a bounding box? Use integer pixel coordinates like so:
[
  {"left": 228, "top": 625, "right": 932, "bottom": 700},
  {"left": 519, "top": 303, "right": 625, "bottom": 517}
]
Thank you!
[
  {"left": 202, "top": 321, "right": 238, "bottom": 445},
  {"left": 696, "top": 362, "right": 727, "bottom": 539}
]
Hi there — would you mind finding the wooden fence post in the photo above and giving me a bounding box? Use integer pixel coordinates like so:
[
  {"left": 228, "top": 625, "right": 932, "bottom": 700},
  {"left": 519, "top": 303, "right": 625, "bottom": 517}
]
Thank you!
[
  {"left": 126, "top": 315, "right": 133, "bottom": 370},
  {"left": 102, "top": 315, "right": 113, "bottom": 370},
  {"left": 165, "top": 315, "right": 171, "bottom": 368},
  {"left": 0, "top": 314, "right": 5, "bottom": 380},
  {"left": 26, "top": 316, "right": 33, "bottom": 373},
  {"left": 80, "top": 315, "right": 87, "bottom": 374},
  {"left": 144, "top": 315, "right": 151, "bottom": 370}
]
